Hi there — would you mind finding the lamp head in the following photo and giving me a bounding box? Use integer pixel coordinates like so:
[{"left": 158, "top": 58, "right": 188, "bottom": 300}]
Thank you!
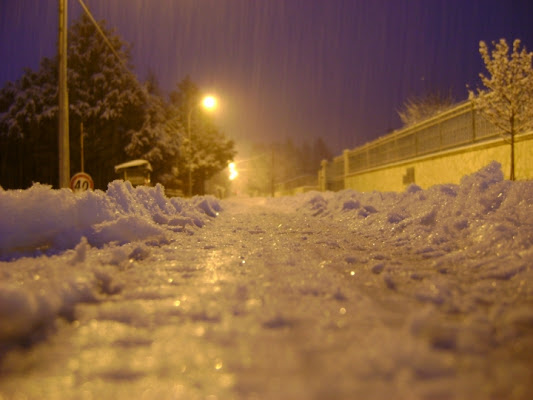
[{"left": 202, "top": 95, "right": 217, "bottom": 110}]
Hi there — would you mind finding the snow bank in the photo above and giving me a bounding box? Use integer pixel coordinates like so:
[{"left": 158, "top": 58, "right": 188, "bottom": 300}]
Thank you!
[
  {"left": 0, "top": 162, "right": 532, "bottom": 397},
  {"left": 2, "top": 161, "right": 529, "bottom": 263},
  {"left": 0, "top": 181, "right": 222, "bottom": 346},
  {"left": 286, "top": 161, "right": 533, "bottom": 254},
  {"left": 0, "top": 262, "right": 96, "bottom": 345},
  {"left": 0, "top": 180, "right": 221, "bottom": 260}
]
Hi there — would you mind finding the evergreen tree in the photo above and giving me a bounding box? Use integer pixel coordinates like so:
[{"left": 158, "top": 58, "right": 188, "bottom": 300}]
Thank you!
[
  {"left": 0, "top": 58, "right": 58, "bottom": 188},
  {"left": 280, "top": 139, "right": 305, "bottom": 180},
  {"left": 238, "top": 143, "right": 273, "bottom": 197},
  {"left": 125, "top": 77, "right": 180, "bottom": 189},
  {"left": 67, "top": 14, "right": 146, "bottom": 189},
  {"left": 169, "top": 77, "right": 236, "bottom": 195},
  {"left": 311, "top": 137, "right": 332, "bottom": 171},
  {"left": 237, "top": 138, "right": 331, "bottom": 196},
  {"left": 469, "top": 38, "right": 533, "bottom": 180},
  {"left": 0, "top": 14, "right": 147, "bottom": 189}
]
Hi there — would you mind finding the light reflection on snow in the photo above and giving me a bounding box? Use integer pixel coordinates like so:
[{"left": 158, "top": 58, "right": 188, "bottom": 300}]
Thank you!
[
  {"left": 194, "top": 326, "right": 206, "bottom": 337},
  {"left": 203, "top": 250, "right": 233, "bottom": 284},
  {"left": 1, "top": 163, "right": 533, "bottom": 398}
]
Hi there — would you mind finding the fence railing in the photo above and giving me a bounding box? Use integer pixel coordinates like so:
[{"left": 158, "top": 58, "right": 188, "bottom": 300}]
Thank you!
[
  {"left": 318, "top": 100, "right": 506, "bottom": 191},
  {"left": 345, "top": 101, "right": 502, "bottom": 175}
]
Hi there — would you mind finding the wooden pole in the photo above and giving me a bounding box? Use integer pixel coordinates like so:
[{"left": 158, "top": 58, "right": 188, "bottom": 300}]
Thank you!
[
  {"left": 58, "top": 0, "right": 70, "bottom": 187},
  {"left": 271, "top": 146, "right": 275, "bottom": 197},
  {"left": 80, "top": 122, "right": 84, "bottom": 172}
]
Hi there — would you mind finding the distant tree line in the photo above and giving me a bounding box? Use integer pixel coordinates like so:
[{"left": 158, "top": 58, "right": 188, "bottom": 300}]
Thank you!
[
  {"left": 238, "top": 138, "right": 332, "bottom": 196},
  {"left": 0, "top": 14, "right": 235, "bottom": 194}
]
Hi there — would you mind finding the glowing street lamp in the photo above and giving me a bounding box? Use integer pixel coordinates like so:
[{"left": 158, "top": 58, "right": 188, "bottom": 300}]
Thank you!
[
  {"left": 186, "top": 95, "right": 218, "bottom": 196},
  {"left": 202, "top": 95, "right": 217, "bottom": 110},
  {"left": 228, "top": 162, "right": 238, "bottom": 180}
]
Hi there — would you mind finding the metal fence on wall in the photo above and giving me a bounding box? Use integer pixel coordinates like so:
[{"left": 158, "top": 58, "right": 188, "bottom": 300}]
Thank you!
[
  {"left": 345, "top": 101, "right": 501, "bottom": 176},
  {"left": 278, "top": 100, "right": 507, "bottom": 195}
]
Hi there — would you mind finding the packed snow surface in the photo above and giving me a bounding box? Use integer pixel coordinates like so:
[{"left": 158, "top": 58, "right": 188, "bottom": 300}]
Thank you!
[{"left": 0, "top": 162, "right": 532, "bottom": 399}]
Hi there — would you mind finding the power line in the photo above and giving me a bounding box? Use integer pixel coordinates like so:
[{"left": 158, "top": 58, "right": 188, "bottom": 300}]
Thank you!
[{"left": 77, "top": 0, "right": 130, "bottom": 74}]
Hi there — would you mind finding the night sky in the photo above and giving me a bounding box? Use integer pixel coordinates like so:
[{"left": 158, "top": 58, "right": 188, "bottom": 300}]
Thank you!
[{"left": 1, "top": 0, "right": 533, "bottom": 155}]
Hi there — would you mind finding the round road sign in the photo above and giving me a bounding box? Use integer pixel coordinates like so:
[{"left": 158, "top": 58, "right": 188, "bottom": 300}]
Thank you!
[{"left": 70, "top": 172, "right": 94, "bottom": 192}]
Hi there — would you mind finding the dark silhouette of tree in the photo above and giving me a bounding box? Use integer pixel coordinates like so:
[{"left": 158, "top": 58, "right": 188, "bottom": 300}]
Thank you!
[
  {"left": 398, "top": 91, "right": 456, "bottom": 127},
  {"left": 125, "top": 75, "right": 180, "bottom": 189},
  {"left": 0, "top": 59, "right": 59, "bottom": 188},
  {"left": 1, "top": 17, "right": 234, "bottom": 194},
  {"left": 312, "top": 137, "right": 333, "bottom": 169},
  {"left": 169, "top": 77, "right": 236, "bottom": 195},
  {"left": 1, "top": 14, "right": 148, "bottom": 189},
  {"left": 67, "top": 14, "right": 146, "bottom": 189},
  {"left": 236, "top": 138, "right": 332, "bottom": 196}
]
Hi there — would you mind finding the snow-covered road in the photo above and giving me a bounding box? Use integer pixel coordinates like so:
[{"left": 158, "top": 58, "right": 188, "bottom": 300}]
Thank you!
[{"left": 1, "top": 162, "right": 532, "bottom": 399}]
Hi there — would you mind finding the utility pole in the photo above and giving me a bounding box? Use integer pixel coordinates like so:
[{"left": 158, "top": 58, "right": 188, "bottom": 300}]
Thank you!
[
  {"left": 271, "top": 146, "right": 275, "bottom": 197},
  {"left": 80, "top": 122, "right": 84, "bottom": 172},
  {"left": 58, "top": 0, "right": 70, "bottom": 188}
]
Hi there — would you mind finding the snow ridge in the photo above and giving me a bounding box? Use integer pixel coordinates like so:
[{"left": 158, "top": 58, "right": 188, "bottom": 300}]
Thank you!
[
  {"left": 0, "top": 181, "right": 221, "bottom": 260},
  {"left": 1, "top": 162, "right": 532, "bottom": 399},
  {"left": 288, "top": 161, "right": 533, "bottom": 255}
]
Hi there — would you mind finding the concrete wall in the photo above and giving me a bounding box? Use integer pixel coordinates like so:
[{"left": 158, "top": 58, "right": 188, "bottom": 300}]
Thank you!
[
  {"left": 344, "top": 134, "right": 533, "bottom": 192},
  {"left": 319, "top": 99, "right": 532, "bottom": 195}
]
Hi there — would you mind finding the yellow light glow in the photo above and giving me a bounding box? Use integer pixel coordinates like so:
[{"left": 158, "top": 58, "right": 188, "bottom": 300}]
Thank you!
[
  {"left": 202, "top": 95, "right": 217, "bottom": 110},
  {"left": 228, "top": 162, "right": 238, "bottom": 180}
]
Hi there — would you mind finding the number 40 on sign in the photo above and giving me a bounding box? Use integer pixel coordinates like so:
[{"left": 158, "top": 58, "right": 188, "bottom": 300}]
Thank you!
[{"left": 70, "top": 172, "right": 94, "bottom": 192}]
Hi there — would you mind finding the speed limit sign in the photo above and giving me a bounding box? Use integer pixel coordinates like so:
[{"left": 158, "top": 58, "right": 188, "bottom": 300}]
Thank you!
[{"left": 70, "top": 172, "right": 94, "bottom": 192}]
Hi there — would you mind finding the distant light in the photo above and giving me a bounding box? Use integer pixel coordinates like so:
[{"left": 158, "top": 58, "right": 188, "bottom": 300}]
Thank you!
[
  {"left": 202, "top": 95, "right": 217, "bottom": 110},
  {"left": 229, "top": 162, "right": 238, "bottom": 180}
]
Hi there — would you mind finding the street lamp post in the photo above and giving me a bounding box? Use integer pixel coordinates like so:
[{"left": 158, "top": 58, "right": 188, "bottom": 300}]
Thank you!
[
  {"left": 186, "top": 95, "right": 217, "bottom": 196},
  {"left": 186, "top": 107, "right": 193, "bottom": 197}
]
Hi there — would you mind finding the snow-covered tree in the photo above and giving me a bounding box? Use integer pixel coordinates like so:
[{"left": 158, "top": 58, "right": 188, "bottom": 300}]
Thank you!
[
  {"left": 67, "top": 14, "right": 146, "bottom": 188},
  {"left": 398, "top": 91, "right": 456, "bottom": 127},
  {"left": 235, "top": 138, "right": 331, "bottom": 197},
  {"left": 469, "top": 38, "right": 533, "bottom": 180},
  {"left": 125, "top": 78, "right": 180, "bottom": 188},
  {"left": 1, "top": 15, "right": 235, "bottom": 192},
  {"left": 0, "top": 58, "right": 59, "bottom": 188},
  {"left": 0, "top": 14, "right": 148, "bottom": 189},
  {"left": 169, "top": 77, "right": 236, "bottom": 195}
]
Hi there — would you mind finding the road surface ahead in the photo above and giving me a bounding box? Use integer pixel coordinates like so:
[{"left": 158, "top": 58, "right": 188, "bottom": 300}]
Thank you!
[{"left": 1, "top": 185, "right": 533, "bottom": 399}]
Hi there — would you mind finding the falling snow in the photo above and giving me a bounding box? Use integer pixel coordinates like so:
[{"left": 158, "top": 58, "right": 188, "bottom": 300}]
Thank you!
[{"left": 2, "top": 1, "right": 533, "bottom": 152}]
